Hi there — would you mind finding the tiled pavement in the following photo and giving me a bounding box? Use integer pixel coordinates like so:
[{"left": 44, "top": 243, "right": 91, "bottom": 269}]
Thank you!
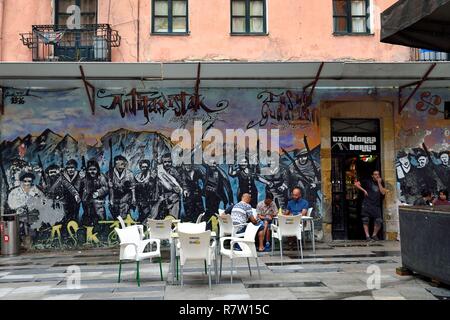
[{"left": 0, "top": 240, "right": 448, "bottom": 300}]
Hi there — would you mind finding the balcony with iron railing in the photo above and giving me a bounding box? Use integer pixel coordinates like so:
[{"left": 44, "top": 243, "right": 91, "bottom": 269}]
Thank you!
[
  {"left": 20, "top": 24, "right": 121, "bottom": 62},
  {"left": 412, "top": 48, "right": 449, "bottom": 61}
]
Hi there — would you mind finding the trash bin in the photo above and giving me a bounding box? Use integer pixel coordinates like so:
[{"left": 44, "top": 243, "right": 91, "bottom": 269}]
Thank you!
[{"left": 1, "top": 213, "right": 20, "bottom": 256}]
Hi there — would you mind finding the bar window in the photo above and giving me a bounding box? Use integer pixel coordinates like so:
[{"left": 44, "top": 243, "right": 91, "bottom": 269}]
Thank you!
[
  {"left": 333, "top": 0, "right": 371, "bottom": 34},
  {"left": 152, "top": 0, "right": 188, "bottom": 34},
  {"left": 231, "top": 0, "right": 267, "bottom": 34}
]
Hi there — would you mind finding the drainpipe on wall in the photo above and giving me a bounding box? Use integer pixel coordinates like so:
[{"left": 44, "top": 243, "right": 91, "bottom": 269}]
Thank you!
[{"left": 0, "top": 0, "right": 5, "bottom": 61}]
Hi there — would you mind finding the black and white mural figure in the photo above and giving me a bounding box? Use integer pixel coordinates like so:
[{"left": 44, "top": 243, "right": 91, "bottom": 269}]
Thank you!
[
  {"left": 155, "top": 153, "right": 183, "bottom": 219},
  {"left": 61, "top": 159, "right": 83, "bottom": 223},
  {"left": 134, "top": 159, "right": 158, "bottom": 223},
  {"left": 80, "top": 159, "right": 109, "bottom": 226},
  {"left": 7, "top": 172, "right": 44, "bottom": 237},
  {"left": 6, "top": 158, "right": 32, "bottom": 189},
  {"left": 257, "top": 163, "right": 289, "bottom": 209},
  {"left": 412, "top": 148, "right": 438, "bottom": 195},
  {"left": 288, "top": 149, "right": 321, "bottom": 208},
  {"left": 228, "top": 157, "right": 259, "bottom": 208},
  {"left": 107, "top": 155, "right": 136, "bottom": 219},
  {"left": 436, "top": 151, "right": 449, "bottom": 190},
  {"left": 179, "top": 164, "right": 205, "bottom": 222},
  {"left": 396, "top": 151, "right": 419, "bottom": 204},
  {"left": 41, "top": 164, "right": 81, "bottom": 216},
  {"left": 203, "top": 161, "right": 233, "bottom": 221}
]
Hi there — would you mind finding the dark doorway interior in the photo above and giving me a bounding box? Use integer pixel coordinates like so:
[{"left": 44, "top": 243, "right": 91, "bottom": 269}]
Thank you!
[{"left": 331, "top": 119, "right": 383, "bottom": 240}]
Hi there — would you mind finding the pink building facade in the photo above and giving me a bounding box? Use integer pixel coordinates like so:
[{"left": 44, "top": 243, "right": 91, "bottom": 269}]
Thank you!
[{"left": 0, "top": 0, "right": 412, "bottom": 62}]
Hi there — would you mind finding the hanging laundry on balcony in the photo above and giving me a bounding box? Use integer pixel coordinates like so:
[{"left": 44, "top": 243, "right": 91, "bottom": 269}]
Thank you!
[{"left": 36, "top": 31, "right": 65, "bottom": 45}]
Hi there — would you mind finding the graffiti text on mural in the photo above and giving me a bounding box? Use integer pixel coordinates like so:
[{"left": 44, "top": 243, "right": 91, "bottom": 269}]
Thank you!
[
  {"left": 247, "top": 90, "right": 318, "bottom": 129},
  {"left": 98, "top": 89, "right": 229, "bottom": 124}
]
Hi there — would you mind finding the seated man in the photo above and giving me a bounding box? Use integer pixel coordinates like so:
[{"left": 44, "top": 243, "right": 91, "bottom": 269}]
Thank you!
[
  {"left": 231, "top": 193, "right": 265, "bottom": 252},
  {"left": 286, "top": 187, "right": 309, "bottom": 216},
  {"left": 256, "top": 192, "right": 278, "bottom": 251}
]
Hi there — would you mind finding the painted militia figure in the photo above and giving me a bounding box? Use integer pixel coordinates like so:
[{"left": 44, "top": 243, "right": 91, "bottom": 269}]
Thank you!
[
  {"left": 61, "top": 159, "right": 83, "bottom": 223},
  {"left": 80, "top": 159, "right": 109, "bottom": 226},
  {"left": 107, "top": 155, "right": 136, "bottom": 219},
  {"left": 154, "top": 153, "right": 183, "bottom": 219},
  {"left": 134, "top": 159, "right": 158, "bottom": 223}
]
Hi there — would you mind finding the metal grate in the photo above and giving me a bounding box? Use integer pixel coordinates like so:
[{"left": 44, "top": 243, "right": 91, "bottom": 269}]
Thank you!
[{"left": 20, "top": 24, "right": 121, "bottom": 62}]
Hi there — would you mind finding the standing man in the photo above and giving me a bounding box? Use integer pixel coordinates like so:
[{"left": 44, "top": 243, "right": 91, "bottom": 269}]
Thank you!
[
  {"left": 256, "top": 192, "right": 278, "bottom": 251},
  {"left": 354, "top": 170, "right": 387, "bottom": 241},
  {"left": 107, "top": 155, "right": 136, "bottom": 219}
]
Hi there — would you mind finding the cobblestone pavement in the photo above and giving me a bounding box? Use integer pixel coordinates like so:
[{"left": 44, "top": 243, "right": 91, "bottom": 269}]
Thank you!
[{"left": 0, "top": 240, "right": 448, "bottom": 300}]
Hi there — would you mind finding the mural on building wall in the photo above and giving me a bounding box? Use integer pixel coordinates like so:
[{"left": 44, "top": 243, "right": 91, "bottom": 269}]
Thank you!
[
  {"left": 396, "top": 90, "right": 449, "bottom": 204},
  {"left": 0, "top": 87, "right": 322, "bottom": 249}
]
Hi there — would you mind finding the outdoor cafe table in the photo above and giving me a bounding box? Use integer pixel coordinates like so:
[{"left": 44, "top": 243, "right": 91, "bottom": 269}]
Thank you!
[{"left": 169, "top": 231, "right": 217, "bottom": 284}]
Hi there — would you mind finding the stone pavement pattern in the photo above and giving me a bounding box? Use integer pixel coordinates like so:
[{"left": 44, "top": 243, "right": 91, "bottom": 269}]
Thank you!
[{"left": 0, "top": 241, "right": 448, "bottom": 300}]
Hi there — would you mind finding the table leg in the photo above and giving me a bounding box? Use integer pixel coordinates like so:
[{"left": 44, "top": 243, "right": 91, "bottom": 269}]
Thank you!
[{"left": 312, "top": 220, "right": 315, "bottom": 254}]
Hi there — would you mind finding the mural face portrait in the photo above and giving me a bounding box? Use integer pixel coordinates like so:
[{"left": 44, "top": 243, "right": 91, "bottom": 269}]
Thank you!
[
  {"left": 440, "top": 153, "right": 449, "bottom": 166},
  {"left": 66, "top": 165, "right": 76, "bottom": 176},
  {"left": 298, "top": 155, "right": 308, "bottom": 166},
  {"left": 139, "top": 161, "right": 150, "bottom": 172},
  {"left": 417, "top": 156, "right": 428, "bottom": 168},
  {"left": 21, "top": 177, "right": 33, "bottom": 190},
  {"left": 162, "top": 157, "right": 172, "bottom": 170},
  {"left": 47, "top": 168, "right": 60, "bottom": 177},
  {"left": 115, "top": 160, "right": 127, "bottom": 172},
  {"left": 87, "top": 166, "right": 98, "bottom": 178}
]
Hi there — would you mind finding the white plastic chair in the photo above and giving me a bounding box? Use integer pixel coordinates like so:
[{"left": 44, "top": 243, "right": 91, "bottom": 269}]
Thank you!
[
  {"left": 117, "top": 216, "right": 145, "bottom": 240},
  {"left": 178, "top": 230, "right": 217, "bottom": 289},
  {"left": 196, "top": 212, "right": 206, "bottom": 224},
  {"left": 115, "top": 225, "right": 163, "bottom": 286},
  {"left": 219, "top": 223, "right": 262, "bottom": 284},
  {"left": 271, "top": 215, "right": 303, "bottom": 263},
  {"left": 215, "top": 213, "right": 246, "bottom": 238},
  {"left": 147, "top": 219, "right": 174, "bottom": 244},
  {"left": 178, "top": 222, "right": 206, "bottom": 233}
]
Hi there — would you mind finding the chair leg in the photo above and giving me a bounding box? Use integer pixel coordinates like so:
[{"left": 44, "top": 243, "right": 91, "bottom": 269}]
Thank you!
[
  {"left": 271, "top": 236, "right": 274, "bottom": 255},
  {"left": 296, "top": 238, "right": 301, "bottom": 259},
  {"left": 204, "top": 260, "right": 207, "bottom": 275},
  {"left": 180, "top": 264, "right": 184, "bottom": 287},
  {"left": 118, "top": 261, "right": 122, "bottom": 283},
  {"left": 176, "top": 256, "right": 179, "bottom": 281},
  {"left": 247, "top": 258, "right": 252, "bottom": 276},
  {"left": 208, "top": 262, "right": 212, "bottom": 290},
  {"left": 230, "top": 258, "right": 233, "bottom": 284},
  {"left": 300, "top": 238, "right": 304, "bottom": 263},
  {"left": 221, "top": 255, "right": 225, "bottom": 281},
  {"left": 255, "top": 257, "right": 261, "bottom": 280},
  {"left": 159, "top": 257, "right": 164, "bottom": 281},
  {"left": 215, "top": 258, "right": 219, "bottom": 284},
  {"left": 280, "top": 238, "right": 283, "bottom": 265},
  {"left": 136, "top": 261, "right": 140, "bottom": 287}
]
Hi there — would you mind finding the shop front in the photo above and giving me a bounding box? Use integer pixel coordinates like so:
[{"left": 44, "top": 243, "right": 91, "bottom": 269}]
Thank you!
[{"left": 0, "top": 62, "right": 448, "bottom": 249}]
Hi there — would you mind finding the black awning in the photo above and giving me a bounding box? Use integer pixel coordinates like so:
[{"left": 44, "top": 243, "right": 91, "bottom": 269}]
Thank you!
[{"left": 381, "top": 0, "right": 450, "bottom": 52}]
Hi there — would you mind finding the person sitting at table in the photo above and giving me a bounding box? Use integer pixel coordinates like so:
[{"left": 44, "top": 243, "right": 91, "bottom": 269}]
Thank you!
[
  {"left": 256, "top": 192, "right": 278, "bottom": 252},
  {"left": 231, "top": 193, "right": 265, "bottom": 252},
  {"left": 284, "top": 187, "right": 309, "bottom": 249},
  {"left": 285, "top": 187, "right": 309, "bottom": 216},
  {"left": 433, "top": 189, "right": 450, "bottom": 206}
]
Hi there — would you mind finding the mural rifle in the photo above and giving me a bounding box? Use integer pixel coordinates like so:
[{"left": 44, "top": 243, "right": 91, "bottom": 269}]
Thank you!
[
  {"left": 37, "top": 154, "right": 47, "bottom": 187},
  {"left": 108, "top": 139, "right": 114, "bottom": 205},
  {"left": 303, "top": 134, "right": 320, "bottom": 185}
]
